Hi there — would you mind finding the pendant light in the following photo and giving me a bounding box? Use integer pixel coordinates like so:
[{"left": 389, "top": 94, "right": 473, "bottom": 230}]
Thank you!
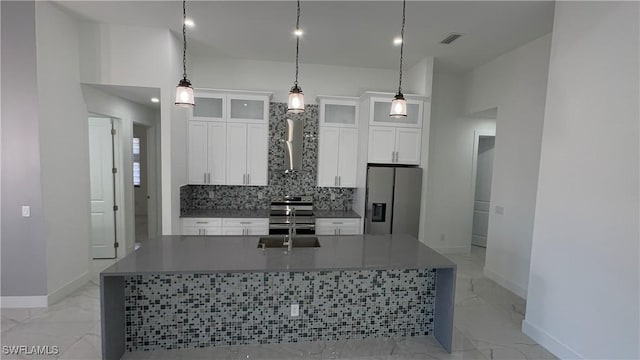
[
  {"left": 287, "top": 0, "right": 305, "bottom": 114},
  {"left": 390, "top": 0, "right": 408, "bottom": 118},
  {"left": 175, "top": 0, "right": 195, "bottom": 107}
]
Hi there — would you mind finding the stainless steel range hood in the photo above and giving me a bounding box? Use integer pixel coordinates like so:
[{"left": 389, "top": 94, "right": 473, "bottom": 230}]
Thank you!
[{"left": 284, "top": 118, "right": 303, "bottom": 172}]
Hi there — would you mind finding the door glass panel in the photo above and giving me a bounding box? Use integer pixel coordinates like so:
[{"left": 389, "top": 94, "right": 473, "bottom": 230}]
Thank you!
[
  {"left": 193, "top": 97, "right": 223, "bottom": 118},
  {"left": 230, "top": 99, "right": 264, "bottom": 120},
  {"left": 325, "top": 104, "right": 356, "bottom": 125},
  {"left": 373, "top": 101, "right": 419, "bottom": 124}
]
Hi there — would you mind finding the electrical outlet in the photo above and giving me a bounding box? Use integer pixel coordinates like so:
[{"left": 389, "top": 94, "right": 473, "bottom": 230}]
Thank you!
[
  {"left": 258, "top": 191, "right": 263, "bottom": 200},
  {"left": 208, "top": 190, "right": 214, "bottom": 199},
  {"left": 330, "top": 193, "right": 336, "bottom": 201},
  {"left": 495, "top": 205, "right": 505, "bottom": 215},
  {"left": 290, "top": 304, "right": 299, "bottom": 317},
  {"left": 440, "top": 234, "right": 446, "bottom": 242},
  {"left": 21, "top": 206, "right": 30, "bottom": 217}
]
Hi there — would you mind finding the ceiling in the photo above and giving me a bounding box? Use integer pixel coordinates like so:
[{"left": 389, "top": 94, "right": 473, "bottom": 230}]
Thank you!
[
  {"left": 87, "top": 84, "right": 161, "bottom": 109},
  {"left": 57, "top": 1, "right": 555, "bottom": 73}
]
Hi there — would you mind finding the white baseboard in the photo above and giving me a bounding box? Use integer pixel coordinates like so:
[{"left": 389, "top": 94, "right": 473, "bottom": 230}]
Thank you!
[
  {"left": 1, "top": 296, "right": 48, "bottom": 308},
  {"left": 483, "top": 267, "right": 528, "bottom": 299},
  {"left": 431, "top": 246, "right": 470, "bottom": 254},
  {"left": 47, "top": 271, "right": 91, "bottom": 306},
  {"left": 522, "top": 320, "right": 583, "bottom": 359}
]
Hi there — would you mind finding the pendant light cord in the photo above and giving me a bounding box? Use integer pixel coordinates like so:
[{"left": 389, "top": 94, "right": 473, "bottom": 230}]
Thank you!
[
  {"left": 182, "top": 0, "right": 188, "bottom": 80},
  {"left": 397, "top": 0, "right": 406, "bottom": 94},
  {"left": 294, "top": 0, "right": 301, "bottom": 87}
]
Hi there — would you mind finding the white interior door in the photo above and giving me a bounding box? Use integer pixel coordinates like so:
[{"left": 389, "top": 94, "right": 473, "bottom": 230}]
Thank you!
[
  {"left": 89, "top": 117, "right": 116, "bottom": 259},
  {"left": 472, "top": 136, "right": 495, "bottom": 247}
]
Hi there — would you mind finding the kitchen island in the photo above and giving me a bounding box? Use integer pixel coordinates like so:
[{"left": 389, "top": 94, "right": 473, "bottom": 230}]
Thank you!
[{"left": 100, "top": 234, "right": 456, "bottom": 360}]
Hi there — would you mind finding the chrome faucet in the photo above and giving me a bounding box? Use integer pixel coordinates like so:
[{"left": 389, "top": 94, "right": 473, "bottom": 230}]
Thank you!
[{"left": 283, "top": 208, "right": 296, "bottom": 251}]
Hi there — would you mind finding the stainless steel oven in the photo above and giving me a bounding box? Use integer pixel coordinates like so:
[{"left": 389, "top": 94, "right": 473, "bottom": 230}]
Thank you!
[{"left": 269, "top": 196, "right": 315, "bottom": 235}]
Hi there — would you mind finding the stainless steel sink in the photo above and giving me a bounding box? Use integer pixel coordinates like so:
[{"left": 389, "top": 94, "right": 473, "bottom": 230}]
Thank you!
[{"left": 257, "top": 236, "right": 320, "bottom": 248}]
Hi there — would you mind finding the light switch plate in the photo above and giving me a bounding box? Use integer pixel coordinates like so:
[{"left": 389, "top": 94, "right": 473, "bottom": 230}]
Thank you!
[
  {"left": 21, "top": 206, "right": 30, "bottom": 217},
  {"left": 495, "top": 206, "right": 505, "bottom": 215},
  {"left": 290, "top": 304, "right": 299, "bottom": 317}
]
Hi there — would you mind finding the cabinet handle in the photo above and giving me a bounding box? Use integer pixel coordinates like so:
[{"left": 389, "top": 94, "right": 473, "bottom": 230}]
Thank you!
[
  {"left": 207, "top": 173, "right": 211, "bottom": 184},
  {"left": 204, "top": 173, "right": 207, "bottom": 184},
  {"left": 243, "top": 173, "right": 246, "bottom": 185},
  {"left": 240, "top": 222, "right": 251, "bottom": 224},
  {"left": 196, "top": 221, "right": 208, "bottom": 224},
  {"left": 247, "top": 173, "right": 250, "bottom": 185},
  {"left": 338, "top": 228, "right": 341, "bottom": 235},
  {"left": 334, "top": 176, "right": 337, "bottom": 187},
  {"left": 338, "top": 176, "right": 341, "bottom": 186},
  {"left": 334, "top": 228, "right": 337, "bottom": 235}
]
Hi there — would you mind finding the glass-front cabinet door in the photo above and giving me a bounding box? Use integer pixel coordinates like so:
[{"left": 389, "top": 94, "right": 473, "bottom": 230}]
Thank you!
[
  {"left": 318, "top": 96, "right": 359, "bottom": 127},
  {"left": 227, "top": 94, "right": 269, "bottom": 123},
  {"left": 191, "top": 91, "right": 225, "bottom": 121},
  {"left": 369, "top": 97, "right": 423, "bottom": 128}
]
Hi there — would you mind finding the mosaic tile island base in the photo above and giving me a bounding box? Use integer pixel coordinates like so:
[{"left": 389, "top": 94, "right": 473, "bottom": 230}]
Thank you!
[{"left": 100, "top": 234, "right": 456, "bottom": 360}]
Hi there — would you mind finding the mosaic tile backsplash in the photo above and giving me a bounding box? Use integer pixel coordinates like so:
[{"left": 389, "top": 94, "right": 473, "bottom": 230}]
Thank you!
[
  {"left": 125, "top": 269, "right": 436, "bottom": 351},
  {"left": 181, "top": 103, "right": 355, "bottom": 213}
]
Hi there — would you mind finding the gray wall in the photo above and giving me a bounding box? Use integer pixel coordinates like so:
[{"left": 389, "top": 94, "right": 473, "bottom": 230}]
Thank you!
[{"left": 1, "top": 1, "right": 48, "bottom": 296}]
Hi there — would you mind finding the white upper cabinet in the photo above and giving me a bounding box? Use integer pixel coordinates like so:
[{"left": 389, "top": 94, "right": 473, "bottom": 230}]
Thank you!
[
  {"left": 227, "top": 94, "right": 270, "bottom": 123},
  {"left": 318, "top": 96, "right": 359, "bottom": 127},
  {"left": 369, "top": 96, "right": 423, "bottom": 128},
  {"left": 188, "top": 89, "right": 271, "bottom": 186},
  {"left": 225, "top": 123, "right": 268, "bottom": 186},
  {"left": 367, "top": 126, "right": 421, "bottom": 165},
  {"left": 317, "top": 96, "right": 359, "bottom": 188},
  {"left": 191, "top": 91, "right": 225, "bottom": 122},
  {"left": 187, "top": 121, "right": 226, "bottom": 184}
]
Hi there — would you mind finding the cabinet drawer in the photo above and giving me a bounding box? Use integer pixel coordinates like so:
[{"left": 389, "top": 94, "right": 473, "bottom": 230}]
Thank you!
[
  {"left": 222, "top": 218, "right": 268, "bottom": 227},
  {"left": 182, "top": 218, "right": 222, "bottom": 227},
  {"left": 182, "top": 226, "right": 222, "bottom": 236},
  {"left": 316, "top": 218, "right": 360, "bottom": 227}
]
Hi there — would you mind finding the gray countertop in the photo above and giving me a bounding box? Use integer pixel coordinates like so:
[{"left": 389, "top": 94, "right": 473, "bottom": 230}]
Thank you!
[
  {"left": 180, "top": 209, "right": 360, "bottom": 219},
  {"left": 101, "top": 234, "right": 454, "bottom": 276}
]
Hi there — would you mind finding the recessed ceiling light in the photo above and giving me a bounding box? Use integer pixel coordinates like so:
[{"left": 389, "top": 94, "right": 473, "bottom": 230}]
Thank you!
[
  {"left": 393, "top": 37, "right": 403, "bottom": 46},
  {"left": 184, "top": 18, "right": 195, "bottom": 28},
  {"left": 151, "top": 97, "right": 160, "bottom": 103},
  {"left": 294, "top": 28, "right": 303, "bottom": 37}
]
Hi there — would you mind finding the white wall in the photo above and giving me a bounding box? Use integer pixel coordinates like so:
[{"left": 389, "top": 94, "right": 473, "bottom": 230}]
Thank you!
[
  {"left": 35, "top": 1, "right": 92, "bottom": 299},
  {"left": 191, "top": 53, "right": 405, "bottom": 102},
  {"left": 1, "top": 1, "right": 49, "bottom": 300},
  {"left": 81, "top": 84, "right": 160, "bottom": 256},
  {"left": 421, "top": 71, "right": 495, "bottom": 252},
  {"left": 78, "top": 22, "right": 181, "bottom": 234},
  {"left": 463, "top": 34, "right": 552, "bottom": 298},
  {"left": 524, "top": 2, "right": 639, "bottom": 359}
]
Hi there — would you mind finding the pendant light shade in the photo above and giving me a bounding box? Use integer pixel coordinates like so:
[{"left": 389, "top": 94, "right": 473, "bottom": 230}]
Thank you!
[
  {"left": 288, "top": 85, "right": 305, "bottom": 113},
  {"left": 287, "top": 0, "right": 305, "bottom": 114},
  {"left": 175, "top": 0, "right": 195, "bottom": 107},
  {"left": 175, "top": 79, "right": 195, "bottom": 108},
  {"left": 390, "top": 93, "right": 407, "bottom": 118},
  {"left": 390, "top": 0, "right": 407, "bottom": 118}
]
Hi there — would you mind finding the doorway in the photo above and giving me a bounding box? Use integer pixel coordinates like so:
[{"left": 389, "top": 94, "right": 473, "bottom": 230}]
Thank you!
[
  {"left": 133, "top": 124, "right": 149, "bottom": 245},
  {"left": 471, "top": 133, "right": 495, "bottom": 248},
  {"left": 88, "top": 116, "right": 122, "bottom": 259}
]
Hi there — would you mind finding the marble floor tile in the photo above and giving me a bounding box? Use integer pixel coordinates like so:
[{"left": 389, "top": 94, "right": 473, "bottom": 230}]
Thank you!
[{"left": 0, "top": 246, "right": 557, "bottom": 360}]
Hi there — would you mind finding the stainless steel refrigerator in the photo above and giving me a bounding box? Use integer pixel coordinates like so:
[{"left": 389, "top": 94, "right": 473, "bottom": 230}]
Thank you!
[{"left": 365, "top": 166, "right": 422, "bottom": 238}]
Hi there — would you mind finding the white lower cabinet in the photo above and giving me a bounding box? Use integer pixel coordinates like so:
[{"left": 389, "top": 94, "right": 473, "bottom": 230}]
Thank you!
[
  {"left": 222, "top": 218, "right": 269, "bottom": 235},
  {"left": 315, "top": 218, "right": 361, "bottom": 235},
  {"left": 181, "top": 218, "right": 222, "bottom": 235}
]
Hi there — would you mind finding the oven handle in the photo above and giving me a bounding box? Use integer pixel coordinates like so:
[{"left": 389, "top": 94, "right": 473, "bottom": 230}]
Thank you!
[{"left": 268, "top": 224, "right": 315, "bottom": 229}]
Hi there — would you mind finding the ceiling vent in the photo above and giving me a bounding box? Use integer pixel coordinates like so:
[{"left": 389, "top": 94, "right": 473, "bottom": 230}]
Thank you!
[{"left": 440, "top": 33, "right": 462, "bottom": 45}]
